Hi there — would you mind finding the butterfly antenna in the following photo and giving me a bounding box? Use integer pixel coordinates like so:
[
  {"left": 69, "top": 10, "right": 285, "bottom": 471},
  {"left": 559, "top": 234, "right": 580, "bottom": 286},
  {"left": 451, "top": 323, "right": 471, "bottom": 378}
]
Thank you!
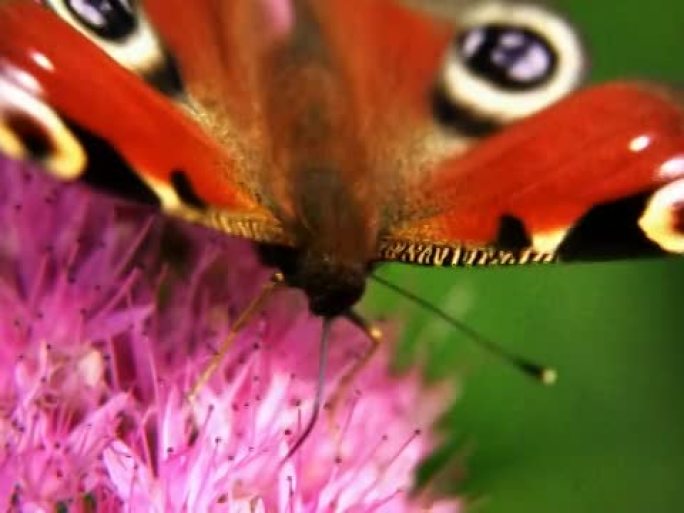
[
  {"left": 284, "top": 316, "right": 333, "bottom": 459},
  {"left": 370, "top": 274, "right": 557, "bottom": 385}
]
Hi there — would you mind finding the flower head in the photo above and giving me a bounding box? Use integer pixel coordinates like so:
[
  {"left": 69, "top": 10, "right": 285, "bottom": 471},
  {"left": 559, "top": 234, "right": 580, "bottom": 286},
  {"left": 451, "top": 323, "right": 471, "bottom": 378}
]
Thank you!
[{"left": 0, "top": 156, "right": 459, "bottom": 512}]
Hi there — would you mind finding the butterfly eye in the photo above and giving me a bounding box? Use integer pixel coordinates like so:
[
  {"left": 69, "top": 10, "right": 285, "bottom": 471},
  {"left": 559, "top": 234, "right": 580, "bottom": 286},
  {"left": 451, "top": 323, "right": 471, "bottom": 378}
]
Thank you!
[
  {"left": 42, "top": 0, "right": 182, "bottom": 95},
  {"left": 64, "top": 0, "right": 136, "bottom": 41},
  {"left": 435, "top": 3, "right": 585, "bottom": 130}
]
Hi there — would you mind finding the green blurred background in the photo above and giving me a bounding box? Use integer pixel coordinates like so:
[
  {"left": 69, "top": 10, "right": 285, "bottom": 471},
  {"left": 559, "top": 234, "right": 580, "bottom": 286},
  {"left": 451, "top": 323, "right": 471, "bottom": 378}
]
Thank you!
[{"left": 366, "top": 2, "right": 684, "bottom": 512}]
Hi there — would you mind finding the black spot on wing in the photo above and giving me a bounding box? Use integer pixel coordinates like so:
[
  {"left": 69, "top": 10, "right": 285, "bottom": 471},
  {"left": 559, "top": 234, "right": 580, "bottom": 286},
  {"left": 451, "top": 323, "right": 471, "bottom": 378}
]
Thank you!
[
  {"left": 170, "top": 169, "right": 207, "bottom": 209},
  {"left": 557, "top": 192, "right": 664, "bottom": 261},
  {"left": 431, "top": 86, "right": 500, "bottom": 137},
  {"left": 5, "top": 112, "right": 53, "bottom": 160},
  {"left": 493, "top": 214, "right": 532, "bottom": 250},
  {"left": 65, "top": 119, "right": 160, "bottom": 206},
  {"left": 145, "top": 52, "right": 185, "bottom": 98}
]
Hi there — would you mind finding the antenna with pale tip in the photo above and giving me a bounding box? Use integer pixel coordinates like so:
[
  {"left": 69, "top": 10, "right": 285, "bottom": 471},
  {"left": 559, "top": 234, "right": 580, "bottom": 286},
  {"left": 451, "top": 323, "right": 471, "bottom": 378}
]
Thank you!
[{"left": 370, "top": 274, "right": 557, "bottom": 385}]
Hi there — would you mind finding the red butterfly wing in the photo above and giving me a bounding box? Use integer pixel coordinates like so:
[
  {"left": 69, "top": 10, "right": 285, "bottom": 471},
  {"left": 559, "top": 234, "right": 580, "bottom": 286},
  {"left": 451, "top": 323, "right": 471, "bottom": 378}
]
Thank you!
[
  {"left": 380, "top": 83, "right": 684, "bottom": 265},
  {"left": 0, "top": 1, "right": 289, "bottom": 245}
]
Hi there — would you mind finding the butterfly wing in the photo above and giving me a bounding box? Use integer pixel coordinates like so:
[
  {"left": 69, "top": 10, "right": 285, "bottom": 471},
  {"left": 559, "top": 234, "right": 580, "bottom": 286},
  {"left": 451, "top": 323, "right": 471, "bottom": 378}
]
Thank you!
[
  {"left": 0, "top": 1, "right": 290, "bottom": 245},
  {"left": 379, "top": 82, "right": 684, "bottom": 266},
  {"left": 5, "top": 1, "right": 682, "bottom": 265}
]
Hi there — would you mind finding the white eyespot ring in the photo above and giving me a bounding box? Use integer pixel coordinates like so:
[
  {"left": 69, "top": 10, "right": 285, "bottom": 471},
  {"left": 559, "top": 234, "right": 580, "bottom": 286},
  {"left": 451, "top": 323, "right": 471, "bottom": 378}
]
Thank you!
[
  {"left": 438, "top": 2, "right": 585, "bottom": 125},
  {"left": 0, "top": 72, "right": 86, "bottom": 180},
  {"left": 638, "top": 179, "right": 684, "bottom": 254},
  {"left": 42, "top": 0, "right": 165, "bottom": 78}
]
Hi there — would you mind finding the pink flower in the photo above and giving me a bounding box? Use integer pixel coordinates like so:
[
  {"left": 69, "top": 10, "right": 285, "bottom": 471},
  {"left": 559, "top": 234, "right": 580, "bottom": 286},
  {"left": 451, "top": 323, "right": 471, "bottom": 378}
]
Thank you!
[{"left": 0, "top": 155, "right": 459, "bottom": 512}]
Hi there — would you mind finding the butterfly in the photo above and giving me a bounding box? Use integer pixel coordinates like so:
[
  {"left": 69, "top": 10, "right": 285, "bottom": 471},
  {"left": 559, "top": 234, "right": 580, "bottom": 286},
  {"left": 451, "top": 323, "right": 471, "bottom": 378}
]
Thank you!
[{"left": 0, "top": 0, "right": 683, "bottom": 334}]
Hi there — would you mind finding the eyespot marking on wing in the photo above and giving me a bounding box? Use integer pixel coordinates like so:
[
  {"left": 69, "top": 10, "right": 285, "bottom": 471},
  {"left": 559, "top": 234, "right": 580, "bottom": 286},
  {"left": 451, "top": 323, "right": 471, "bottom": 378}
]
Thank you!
[
  {"left": 639, "top": 179, "right": 684, "bottom": 253},
  {"left": 144, "top": 52, "right": 184, "bottom": 97},
  {"left": 5, "top": 111, "right": 53, "bottom": 160},
  {"left": 0, "top": 76, "right": 85, "bottom": 179},
  {"left": 434, "top": 2, "right": 584, "bottom": 129},
  {"left": 431, "top": 87, "right": 499, "bottom": 137},
  {"left": 0, "top": 118, "right": 23, "bottom": 159},
  {"left": 41, "top": 0, "right": 184, "bottom": 96}
]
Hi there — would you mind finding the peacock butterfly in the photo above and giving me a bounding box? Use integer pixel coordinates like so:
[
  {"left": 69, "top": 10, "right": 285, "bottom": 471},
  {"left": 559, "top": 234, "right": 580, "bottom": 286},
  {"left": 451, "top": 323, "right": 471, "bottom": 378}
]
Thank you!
[{"left": 0, "top": 1, "right": 683, "bottom": 335}]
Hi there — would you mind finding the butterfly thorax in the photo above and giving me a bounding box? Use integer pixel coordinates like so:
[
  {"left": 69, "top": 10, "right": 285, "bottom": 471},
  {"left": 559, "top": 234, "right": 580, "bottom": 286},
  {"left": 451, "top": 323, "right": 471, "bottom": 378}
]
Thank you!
[
  {"left": 253, "top": 3, "right": 378, "bottom": 317},
  {"left": 271, "top": 159, "right": 377, "bottom": 317}
]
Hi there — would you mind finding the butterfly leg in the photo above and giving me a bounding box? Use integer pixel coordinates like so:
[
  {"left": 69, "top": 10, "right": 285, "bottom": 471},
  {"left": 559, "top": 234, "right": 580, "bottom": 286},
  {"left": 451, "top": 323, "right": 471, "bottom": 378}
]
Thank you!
[
  {"left": 187, "top": 272, "right": 284, "bottom": 403},
  {"left": 327, "top": 309, "right": 383, "bottom": 418}
]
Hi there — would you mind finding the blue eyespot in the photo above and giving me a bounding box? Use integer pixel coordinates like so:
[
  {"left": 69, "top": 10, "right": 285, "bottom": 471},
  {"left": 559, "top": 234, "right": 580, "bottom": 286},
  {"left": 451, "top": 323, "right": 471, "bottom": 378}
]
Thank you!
[
  {"left": 457, "top": 24, "right": 557, "bottom": 91},
  {"left": 64, "top": 0, "right": 137, "bottom": 41}
]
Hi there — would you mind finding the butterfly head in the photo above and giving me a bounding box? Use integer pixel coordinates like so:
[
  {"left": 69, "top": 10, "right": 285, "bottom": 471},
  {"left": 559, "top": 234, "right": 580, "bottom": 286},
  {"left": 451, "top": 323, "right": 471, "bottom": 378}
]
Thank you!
[
  {"left": 293, "top": 247, "right": 367, "bottom": 317},
  {"left": 259, "top": 243, "right": 367, "bottom": 317}
]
